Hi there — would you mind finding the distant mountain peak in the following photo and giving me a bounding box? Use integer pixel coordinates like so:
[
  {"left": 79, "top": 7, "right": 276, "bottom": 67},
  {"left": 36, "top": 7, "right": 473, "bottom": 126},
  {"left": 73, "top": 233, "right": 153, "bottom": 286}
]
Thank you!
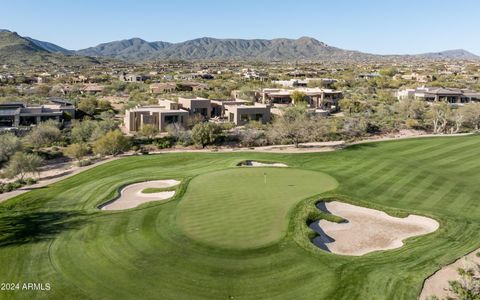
[
  {"left": 0, "top": 30, "right": 99, "bottom": 66},
  {"left": 2, "top": 30, "right": 479, "bottom": 64},
  {"left": 417, "top": 49, "right": 479, "bottom": 60}
]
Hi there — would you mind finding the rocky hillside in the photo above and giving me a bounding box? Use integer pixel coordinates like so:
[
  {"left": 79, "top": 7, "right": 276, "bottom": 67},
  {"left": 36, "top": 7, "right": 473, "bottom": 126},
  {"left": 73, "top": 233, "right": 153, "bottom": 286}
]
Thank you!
[{"left": 0, "top": 30, "right": 100, "bottom": 66}]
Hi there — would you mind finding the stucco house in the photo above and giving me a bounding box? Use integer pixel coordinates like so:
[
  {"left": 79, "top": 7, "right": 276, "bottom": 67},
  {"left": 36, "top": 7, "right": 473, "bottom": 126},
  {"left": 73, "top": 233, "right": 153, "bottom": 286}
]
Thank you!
[
  {"left": 396, "top": 86, "right": 480, "bottom": 104},
  {"left": 257, "top": 87, "right": 343, "bottom": 113},
  {"left": 124, "top": 105, "right": 189, "bottom": 133},
  {"left": 178, "top": 97, "right": 212, "bottom": 118},
  {"left": 224, "top": 103, "right": 271, "bottom": 125},
  {"left": 0, "top": 99, "right": 75, "bottom": 128}
]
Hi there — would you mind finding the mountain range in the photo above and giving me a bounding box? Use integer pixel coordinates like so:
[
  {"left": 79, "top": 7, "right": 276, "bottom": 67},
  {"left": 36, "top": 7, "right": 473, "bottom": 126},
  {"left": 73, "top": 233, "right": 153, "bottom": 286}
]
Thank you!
[
  {"left": 0, "top": 29, "right": 479, "bottom": 66},
  {"left": 0, "top": 30, "right": 99, "bottom": 66}
]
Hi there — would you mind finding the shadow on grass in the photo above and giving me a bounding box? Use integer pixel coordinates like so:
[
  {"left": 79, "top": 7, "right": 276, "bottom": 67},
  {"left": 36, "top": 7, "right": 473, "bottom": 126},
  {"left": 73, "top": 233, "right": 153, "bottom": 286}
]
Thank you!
[
  {"left": 0, "top": 210, "right": 87, "bottom": 248},
  {"left": 343, "top": 142, "right": 379, "bottom": 151}
]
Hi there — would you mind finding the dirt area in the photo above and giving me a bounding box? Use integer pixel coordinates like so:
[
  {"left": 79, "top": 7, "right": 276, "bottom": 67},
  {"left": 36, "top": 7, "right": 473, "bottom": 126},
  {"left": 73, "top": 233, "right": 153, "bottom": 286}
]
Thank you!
[
  {"left": 99, "top": 179, "right": 180, "bottom": 210},
  {"left": 419, "top": 248, "right": 480, "bottom": 300},
  {"left": 312, "top": 201, "right": 439, "bottom": 256}
]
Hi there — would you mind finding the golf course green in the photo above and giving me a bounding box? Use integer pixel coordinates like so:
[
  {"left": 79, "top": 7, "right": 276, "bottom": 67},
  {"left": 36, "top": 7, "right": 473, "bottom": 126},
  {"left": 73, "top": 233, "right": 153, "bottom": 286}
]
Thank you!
[
  {"left": 176, "top": 168, "right": 337, "bottom": 249},
  {"left": 1, "top": 135, "right": 480, "bottom": 299}
]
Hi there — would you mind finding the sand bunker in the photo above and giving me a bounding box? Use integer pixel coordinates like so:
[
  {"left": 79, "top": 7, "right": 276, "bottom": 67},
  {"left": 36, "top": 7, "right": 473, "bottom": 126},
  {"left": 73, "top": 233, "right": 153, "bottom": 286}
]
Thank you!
[
  {"left": 311, "top": 201, "right": 439, "bottom": 256},
  {"left": 420, "top": 248, "right": 480, "bottom": 300},
  {"left": 100, "top": 180, "right": 180, "bottom": 210},
  {"left": 238, "top": 160, "right": 288, "bottom": 167}
]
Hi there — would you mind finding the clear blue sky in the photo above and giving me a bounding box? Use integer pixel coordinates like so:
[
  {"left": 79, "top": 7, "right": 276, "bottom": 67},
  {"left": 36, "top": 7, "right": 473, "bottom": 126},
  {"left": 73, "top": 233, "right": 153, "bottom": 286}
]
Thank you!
[{"left": 1, "top": 0, "right": 479, "bottom": 55}]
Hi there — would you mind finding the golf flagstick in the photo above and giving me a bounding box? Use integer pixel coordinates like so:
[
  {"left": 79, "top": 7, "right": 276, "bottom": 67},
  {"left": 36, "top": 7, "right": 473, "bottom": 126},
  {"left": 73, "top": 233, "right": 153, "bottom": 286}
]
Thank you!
[{"left": 264, "top": 172, "right": 267, "bottom": 185}]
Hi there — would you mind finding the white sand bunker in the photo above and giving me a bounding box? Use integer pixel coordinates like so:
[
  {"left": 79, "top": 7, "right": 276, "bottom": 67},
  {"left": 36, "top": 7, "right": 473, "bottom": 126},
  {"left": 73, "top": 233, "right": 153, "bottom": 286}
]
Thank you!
[
  {"left": 100, "top": 180, "right": 180, "bottom": 210},
  {"left": 420, "top": 248, "right": 480, "bottom": 300},
  {"left": 238, "top": 160, "right": 288, "bottom": 167},
  {"left": 311, "top": 201, "right": 439, "bottom": 256}
]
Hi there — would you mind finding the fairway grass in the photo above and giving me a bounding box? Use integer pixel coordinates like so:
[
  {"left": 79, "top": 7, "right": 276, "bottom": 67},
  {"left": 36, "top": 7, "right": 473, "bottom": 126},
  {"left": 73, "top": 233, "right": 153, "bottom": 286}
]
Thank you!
[
  {"left": 1, "top": 136, "right": 480, "bottom": 299},
  {"left": 176, "top": 168, "right": 337, "bottom": 249}
]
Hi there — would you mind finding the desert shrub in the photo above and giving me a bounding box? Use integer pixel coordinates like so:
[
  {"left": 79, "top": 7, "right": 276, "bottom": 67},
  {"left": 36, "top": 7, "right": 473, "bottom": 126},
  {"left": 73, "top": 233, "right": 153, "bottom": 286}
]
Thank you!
[
  {"left": 24, "top": 121, "right": 62, "bottom": 148},
  {"left": 24, "top": 177, "right": 37, "bottom": 185},
  {"left": 93, "top": 130, "right": 130, "bottom": 156},
  {"left": 155, "top": 137, "right": 175, "bottom": 149},
  {"left": 0, "top": 133, "right": 22, "bottom": 163}
]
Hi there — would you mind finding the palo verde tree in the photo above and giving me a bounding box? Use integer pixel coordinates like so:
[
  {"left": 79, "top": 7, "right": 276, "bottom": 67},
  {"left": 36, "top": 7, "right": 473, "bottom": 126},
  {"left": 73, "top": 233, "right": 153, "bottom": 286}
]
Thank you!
[
  {"left": 267, "top": 106, "right": 312, "bottom": 147},
  {"left": 93, "top": 130, "right": 130, "bottom": 156},
  {"left": 4, "top": 152, "right": 44, "bottom": 181},
  {"left": 191, "top": 122, "right": 220, "bottom": 148}
]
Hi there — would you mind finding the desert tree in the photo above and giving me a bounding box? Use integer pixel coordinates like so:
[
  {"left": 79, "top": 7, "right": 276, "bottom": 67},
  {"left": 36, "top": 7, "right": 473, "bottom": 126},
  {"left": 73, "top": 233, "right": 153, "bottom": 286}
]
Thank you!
[
  {"left": 267, "top": 106, "right": 312, "bottom": 147},
  {"left": 291, "top": 91, "right": 307, "bottom": 106},
  {"left": 4, "top": 152, "right": 44, "bottom": 181},
  {"left": 24, "top": 120, "right": 62, "bottom": 148},
  {"left": 139, "top": 124, "right": 159, "bottom": 140},
  {"left": 427, "top": 102, "right": 450, "bottom": 134},
  {"left": 462, "top": 103, "right": 480, "bottom": 131},
  {"left": 0, "top": 133, "right": 22, "bottom": 163},
  {"left": 191, "top": 122, "right": 220, "bottom": 148},
  {"left": 93, "top": 130, "right": 130, "bottom": 156},
  {"left": 64, "top": 143, "right": 90, "bottom": 162},
  {"left": 166, "top": 123, "right": 192, "bottom": 146}
]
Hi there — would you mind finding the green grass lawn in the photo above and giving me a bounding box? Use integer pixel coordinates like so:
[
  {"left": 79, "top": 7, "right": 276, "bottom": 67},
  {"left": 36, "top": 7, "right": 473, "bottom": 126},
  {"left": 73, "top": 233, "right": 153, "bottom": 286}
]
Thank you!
[
  {"left": 176, "top": 168, "right": 337, "bottom": 249},
  {"left": 0, "top": 136, "right": 480, "bottom": 299}
]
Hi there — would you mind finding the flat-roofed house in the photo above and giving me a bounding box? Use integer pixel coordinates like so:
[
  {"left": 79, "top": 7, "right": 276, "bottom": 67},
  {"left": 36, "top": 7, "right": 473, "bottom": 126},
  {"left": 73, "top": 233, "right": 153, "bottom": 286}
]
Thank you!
[
  {"left": 224, "top": 103, "right": 271, "bottom": 125},
  {"left": 81, "top": 83, "right": 105, "bottom": 94},
  {"left": 258, "top": 88, "right": 343, "bottom": 113},
  {"left": 210, "top": 99, "right": 250, "bottom": 118},
  {"left": 176, "top": 82, "right": 208, "bottom": 92},
  {"left": 178, "top": 97, "right": 212, "bottom": 118},
  {"left": 150, "top": 83, "right": 176, "bottom": 94},
  {"left": 397, "top": 86, "right": 480, "bottom": 104},
  {"left": 124, "top": 105, "right": 189, "bottom": 133},
  {"left": 0, "top": 99, "right": 75, "bottom": 128},
  {"left": 158, "top": 99, "right": 180, "bottom": 110}
]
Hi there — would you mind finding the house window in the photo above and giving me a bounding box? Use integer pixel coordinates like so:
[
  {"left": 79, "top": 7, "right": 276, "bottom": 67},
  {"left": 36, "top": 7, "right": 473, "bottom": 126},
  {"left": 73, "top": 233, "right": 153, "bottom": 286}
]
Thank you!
[
  {"left": 164, "top": 115, "right": 179, "bottom": 124},
  {"left": 240, "top": 114, "right": 249, "bottom": 122}
]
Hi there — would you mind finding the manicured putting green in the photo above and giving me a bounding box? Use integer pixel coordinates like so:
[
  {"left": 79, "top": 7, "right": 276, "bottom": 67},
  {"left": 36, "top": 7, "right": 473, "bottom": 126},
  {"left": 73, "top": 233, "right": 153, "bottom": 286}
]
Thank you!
[{"left": 176, "top": 167, "right": 338, "bottom": 249}]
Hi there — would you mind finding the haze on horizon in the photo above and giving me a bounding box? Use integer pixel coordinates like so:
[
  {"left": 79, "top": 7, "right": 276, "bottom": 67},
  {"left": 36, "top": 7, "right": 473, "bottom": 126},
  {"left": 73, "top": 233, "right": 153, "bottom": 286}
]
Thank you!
[{"left": 1, "top": 0, "right": 479, "bottom": 55}]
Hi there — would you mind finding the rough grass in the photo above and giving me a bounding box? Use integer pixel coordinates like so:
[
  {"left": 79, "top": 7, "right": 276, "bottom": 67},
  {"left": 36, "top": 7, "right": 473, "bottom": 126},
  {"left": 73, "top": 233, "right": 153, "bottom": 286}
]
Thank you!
[
  {"left": 141, "top": 186, "right": 177, "bottom": 194},
  {"left": 0, "top": 136, "right": 480, "bottom": 299}
]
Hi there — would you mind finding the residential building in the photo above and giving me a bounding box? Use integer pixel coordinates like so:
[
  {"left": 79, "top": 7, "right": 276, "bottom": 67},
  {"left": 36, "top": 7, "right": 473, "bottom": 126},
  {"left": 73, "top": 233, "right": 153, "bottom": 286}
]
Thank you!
[
  {"left": 224, "top": 103, "right": 271, "bottom": 125},
  {"left": 242, "top": 69, "right": 268, "bottom": 81},
  {"left": 158, "top": 99, "right": 180, "bottom": 110},
  {"left": 124, "top": 105, "right": 189, "bottom": 132},
  {"left": 178, "top": 97, "right": 212, "bottom": 118},
  {"left": 81, "top": 83, "right": 105, "bottom": 94},
  {"left": 150, "top": 82, "right": 176, "bottom": 94},
  {"left": 393, "top": 73, "right": 434, "bottom": 83},
  {"left": 273, "top": 78, "right": 337, "bottom": 88},
  {"left": 396, "top": 86, "right": 480, "bottom": 104},
  {"left": 119, "top": 73, "right": 147, "bottom": 82},
  {"left": 358, "top": 73, "right": 381, "bottom": 80},
  {"left": 176, "top": 81, "right": 208, "bottom": 92},
  {"left": 0, "top": 99, "right": 75, "bottom": 128},
  {"left": 210, "top": 99, "right": 251, "bottom": 118},
  {"left": 257, "top": 87, "right": 343, "bottom": 113}
]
